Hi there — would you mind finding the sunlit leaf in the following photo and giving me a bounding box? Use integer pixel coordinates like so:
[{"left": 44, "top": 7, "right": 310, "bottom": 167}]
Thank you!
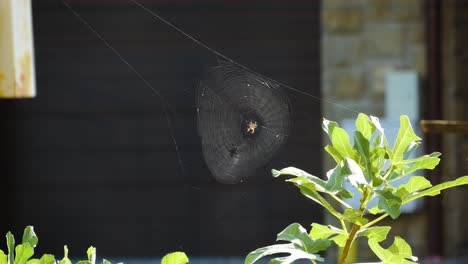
[
  {"left": 86, "top": 247, "right": 96, "bottom": 264},
  {"left": 395, "top": 176, "right": 432, "bottom": 198},
  {"left": 322, "top": 118, "right": 338, "bottom": 137},
  {"left": 324, "top": 145, "right": 342, "bottom": 164},
  {"left": 368, "top": 237, "right": 417, "bottom": 264},
  {"left": 161, "top": 252, "right": 189, "bottom": 264},
  {"left": 7, "top": 232, "right": 15, "bottom": 264},
  {"left": 14, "top": 244, "right": 34, "bottom": 264},
  {"left": 58, "top": 246, "right": 71, "bottom": 264},
  {"left": 342, "top": 208, "right": 368, "bottom": 226},
  {"left": 21, "top": 227, "right": 38, "bottom": 249},
  {"left": 0, "top": 250, "right": 7, "bottom": 264},
  {"left": 392, "top": 116, "right": 421, "bottom": 163},
  {"left": 331, "top": 127, "right": 357, "bottom": 160},
  {"left": 403, "top": 176, "right": 468, "bottom": 204},
  {"left": 376, "top": 189, "right": 402, "bottom": 219},
  {"left": 244, "top": 244, "right": 323, "bottom": 264},
  {"left": 356, "top": 226, "right": 391, "bottom": 242},
  {"left": 354, "top": 131, "right": 373, "bottom": 183},
  {"left": 355, "top": 113, "right": 376, "bottom": 140},
  {"left": 344, "top": 158, "right": 367, "bottom": 187},
  {"left": 309, "top": 224, "right": 344, "bottom": 240}
]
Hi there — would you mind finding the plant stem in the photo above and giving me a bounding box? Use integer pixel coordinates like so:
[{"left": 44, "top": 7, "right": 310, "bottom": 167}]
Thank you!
[
  {"left": 363, "top": 213, "right": 389, "bottom": 228},
  {"left": 330, "top": 194, "right": 352, "bottom": 208},
  {"left": 338, "top": 224, "right": 360, "bottom": 264}
]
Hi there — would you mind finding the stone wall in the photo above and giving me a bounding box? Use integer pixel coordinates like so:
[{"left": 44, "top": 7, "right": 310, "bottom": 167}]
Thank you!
[{"left": 322, "top": 0, "right": 425, "bottom": 121}]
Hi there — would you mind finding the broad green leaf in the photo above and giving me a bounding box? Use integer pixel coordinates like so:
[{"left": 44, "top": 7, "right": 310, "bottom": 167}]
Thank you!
[
  {"left": 367, "top": 205, "right": 384, "bottom": 215},
  {"left": 353, "top": 131, "right": 373, "bottom": 183},
  {"left": 161, "top": 252, "right": 189, "bottom": 264},
  {"left": 75, "top": 261, "right": 89, "bottom": 264},
  {"left": 7, "top": 232, "right": 15, "bottom": 264},
  {"left": 370, "top": 116, "right": 385, "bottom": 147},
  {"left": 1, "top": 250, "right": 7, "bottom": 264},
  {"left": 403, "top": 141, "right": 420, "bottom": 160},
  {"left": 324, "top": 145, "right": 342, "bottom": 164},
  {"left": 37, "top": 255, "right": 55, "bottom": 264},
  {"left": 322, "top": 118, "right": 338, "bottom": 137},
  {"left": 396, "top": 176, "right": 432, "bottom": 198},
  {"left": 331, "top": 127, "right": 357, "bottom": 160},
  {"left": 21, "top": 227, "right": 38, "bottom": 248},
  {"left": 376, "top": 189, "right": 402, "bottom": 219},
  {"left": 368, "top": 238, "right": 417, "bottom": 264},
  {"left": 392, "top": 116, "right": 421, "bottom": 163},
  {"left": 388, "top": 237, "right": 413, "bottom": 259},
  {"left": 25, "top": 259, "right": 38, "bottom": 264},
  {"left": 344, "top": 158, "right": 367, "bottom": 187},
  {"left": 404, "top": 176, "right": 468, "bottom": 204},
  {"left": 403, "top": 153, "right": 441, "bottom": 176},
  {"left": 277, "top": 224, "right": 312, "bottom": 250},
  {"left": 331, "top": 234, "right": 347, "bottom": 248},
  {"left": 309, "top": 224, "right": 344, "bottom": 240},
  {"left": 288, "top": 178, "right": 341, "bottom": 218},
  {"left": 272, "top": 168, "right": 328, "bottom": 192},
  {"left": 86, "top": 247, "right": 96, "bottom": 264},
  {"left": 244, "top": 243, "right": 324, "bottom": 264},
  {"left": 342, "top": 208, "right": 368, "bottom": 226},
  {"left": 14, "top": 244, "right": 34, "bottom": 264},
  {"left": 58, "top": 246, "right": 71, "bottom": 264},
  {"left": 357, "top": 226, "right": 391, "bottom": 242},
  {"left": 325, "top": 165, "right": 348, "bottom": 193},
  {"left": 102, "top": 260, "right": 111, "bottom": 264},
  {"left": 355, "top": 113, "right": 375, "bottom": 140}
]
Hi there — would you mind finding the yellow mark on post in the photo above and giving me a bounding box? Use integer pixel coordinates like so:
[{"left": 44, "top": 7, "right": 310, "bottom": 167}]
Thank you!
[{"left": 15, "top": 53, "right": 32, "bottom": 97}]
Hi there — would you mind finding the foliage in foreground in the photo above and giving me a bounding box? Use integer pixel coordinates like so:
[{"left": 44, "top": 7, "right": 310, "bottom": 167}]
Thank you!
[
  {"left": 245, "top": 113, "right": 468, "bottom": 264},
  {"left": 0, "top": 226, "right": 188, "bottom": 264}
]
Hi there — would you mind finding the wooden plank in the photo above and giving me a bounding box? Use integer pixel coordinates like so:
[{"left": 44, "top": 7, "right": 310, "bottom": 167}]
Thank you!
[
  {"left": 421, "top": 120, "right": 468, "bottom": 134},
  {"left": 0, "top": 0, "right": 36, "bottom": 97}
]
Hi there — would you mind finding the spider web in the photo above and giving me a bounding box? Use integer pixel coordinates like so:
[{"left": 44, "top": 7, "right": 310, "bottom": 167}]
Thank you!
[{"left": 197, "top": 62, "right": 292, "bottom": 184}]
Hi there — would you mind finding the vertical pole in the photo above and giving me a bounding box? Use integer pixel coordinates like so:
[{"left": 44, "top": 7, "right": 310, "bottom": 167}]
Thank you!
[
  {"left": 0, "top": 0, "right": 36, "bottom": 98},
  {"left": 425, "top": 0, "right": 443, "bottom": 258}
]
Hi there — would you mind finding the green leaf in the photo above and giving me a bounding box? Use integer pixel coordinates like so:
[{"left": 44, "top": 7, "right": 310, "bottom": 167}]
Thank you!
[
  {"left": 37, "top": 255, "right": 55, "bottom": 264},
  {"left": 324, "top": 145, "right": 342, "bottom": 164},
  {"left": 25, "top": 259, "right": 38, "bottom": 264},
  {"left": 0, "top": 250, "right": 7, "bottom": 264},
  {"left": 161, "top": 252, "right": 189, "bottom": 264},
  {"left": 244, "top": 243, "right": 323, "bottom": 264},
  {"left": 7, "top": 232, "right": 15, "bottom": 264},
  {"left": 58, "top": 246, "right": 71, "bottom": 264},
  {"left": 309, "top": 224, "right": 344, "bottom": 240},
  {"left": 388, "top": 237, "right": 413, "bottom": 259},
  {"left": 369, "top": 116, "right": 385, "bottom": 147},
  {"left": 404, "top": 176, "right": 468, "bottom": 204},
  {"left": 288, "top": 178, "right": 341, "bottom": 218},
  {"left": 368, "top": 237, "right": 417, "bottom": 264},
  {"left": 395, "top": 176, "right": 432, "bottom": 198},
  {"left": 376, "top": 189, "right": 402, "bottom": 219},
  {"left": 322, "top": 118, "right": 338, "bottom": 137},
  {"left": 277, "top": 224, "right": 331, "bottom": 253},
  {"left": 87, "top": 247, "right": 96, "bottom": 264},
  {"left": 21, "top": 227, "right": 38, "bottom": 249},
  {"left": 331, "top": 127, "right": 357, "bottom": 160},
  {"left": 272, "top": 168, "right": 328, "bottom": 192},
  {"left": 102, "top": 260, "right": 111, "bottom": 264},
  {"left": 403, "top": 141, "right": 420, "bottom": 160},
  {"left": 14, "top": 244, "right": 34, "bottom": 264},
  {"left": 392, "top": 115, "right": 421, "bottom": 163},
  {"left": 403, "top": 153, "right": 441, "bottom": 176},
  {"left": 342, "top": 208, "right": 368, "bottom": 226},
  {"left": 357, "top": 226, "right": 391, "bottom": 242},
  {"left": 354, "top": 131, "right": 373, "bottom": 183},
  {"left": 309, "top": 224, "right": 346, "bottom": 248},
  {"left": 367, "top": 205, "right": 384, "bottom": 215},
  {"left": 355, "top": 113, "right": 376, "bottom": 140},
  {"left": 344, "top": 158, "right": 367, "bottom": 187}
]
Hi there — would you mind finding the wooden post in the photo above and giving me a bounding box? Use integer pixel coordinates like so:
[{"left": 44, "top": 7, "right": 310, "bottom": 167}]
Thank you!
[{"left": 0, "top": 0, "right": 36, "bottom": 98}]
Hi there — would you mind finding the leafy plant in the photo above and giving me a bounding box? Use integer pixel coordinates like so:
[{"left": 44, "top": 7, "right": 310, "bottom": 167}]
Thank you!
[
  {"left": 0, "top": 227, "right": 188, "bottom": 264},
  {"left": 245, "top": 113, "right": 468, "bottom": 264}
]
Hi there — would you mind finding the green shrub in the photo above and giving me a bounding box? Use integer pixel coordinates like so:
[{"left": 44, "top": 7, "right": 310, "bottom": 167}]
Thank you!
[{"left": 245, "top": 113, "right": 468, "bottom": 264}]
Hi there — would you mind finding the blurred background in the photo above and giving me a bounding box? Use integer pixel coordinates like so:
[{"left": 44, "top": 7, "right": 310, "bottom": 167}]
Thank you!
[{"left": 0, "top": 0, "right": 467, "bottom": 263}]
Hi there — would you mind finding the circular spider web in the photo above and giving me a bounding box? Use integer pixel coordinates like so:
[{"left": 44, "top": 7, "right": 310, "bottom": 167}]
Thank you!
[{"left": 196, "top": 63, "right": 292, "bottom": 184}]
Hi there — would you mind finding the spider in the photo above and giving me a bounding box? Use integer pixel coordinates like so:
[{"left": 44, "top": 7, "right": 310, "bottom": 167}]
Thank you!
[{"left": 246, "top": 120, "right": 258, "bottom": 134}]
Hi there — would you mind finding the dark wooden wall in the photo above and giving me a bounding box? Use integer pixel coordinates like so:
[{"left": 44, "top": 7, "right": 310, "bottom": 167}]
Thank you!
[{"left": 0, "top": 0, "right": 322, "bottom": 257}]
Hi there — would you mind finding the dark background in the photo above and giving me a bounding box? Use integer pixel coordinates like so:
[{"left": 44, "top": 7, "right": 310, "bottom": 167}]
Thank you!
[{"left": 0, "top": 0, "right": 322, "bottom": 257}]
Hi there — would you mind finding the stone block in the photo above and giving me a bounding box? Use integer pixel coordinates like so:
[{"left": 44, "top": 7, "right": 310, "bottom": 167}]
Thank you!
[
  {"left": 322, "top": 35, "right": 364, "bottom": 68},
  {"left": 323, "top": 8, "right": 364, "bottom": 33},
  {"left": 364, "top": 27, "right": 403, "bottom": 56},
  {"left": 334, "top": 72, "right": 365, "bottom": 100}
]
